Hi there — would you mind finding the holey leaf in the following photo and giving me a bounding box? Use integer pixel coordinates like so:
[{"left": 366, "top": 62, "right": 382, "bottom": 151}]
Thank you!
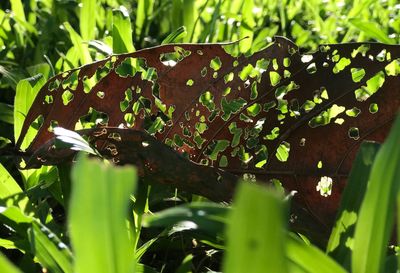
[{"left": 13, "top": 37, "right": 400, "bottom": 236}]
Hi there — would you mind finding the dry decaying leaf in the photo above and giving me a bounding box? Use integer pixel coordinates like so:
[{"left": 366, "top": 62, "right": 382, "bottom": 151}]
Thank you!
[{"left": 15, "top": 37, "right": 400, "bottom": 235}]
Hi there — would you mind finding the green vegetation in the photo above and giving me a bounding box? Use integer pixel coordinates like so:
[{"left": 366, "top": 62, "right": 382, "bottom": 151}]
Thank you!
[{"left": 0, "top": 0, "right": 399, "bottom": 272}]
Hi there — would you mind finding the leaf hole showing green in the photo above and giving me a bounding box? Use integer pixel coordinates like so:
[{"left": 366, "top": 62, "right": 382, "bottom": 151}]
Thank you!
[
  {"left": 348, "top": 127, "right": 360, "bottom": 140},
  {"left": 196, "top": 50, "right": 203, "bottom": 55},
  {"left": 124, "top": 113, "right": 134, "bottom": 126},
  {"left": 115, "top": 57, "right": 137, "bottom": 77},
  {"left": 345, "top": 107, "right": 361, "bottom": 117},
  {"left": 108, "top": 132, "right": 122, "bottom": 142},
  {"left": 244, "top": 80, "right": 250, "bottom": 88},
  {"left": 319, "top": 45, "right": 331, "bottom": 52},
  {"left": 376, "top": 49, "right": 388, "bottom": 62},
  {"left": 299, "top": 138, "right": 306, "bottom": 146},
  {"left": 201, "top": 67, "right": 207, "bottom": 77},
  {"left": 213, "top": 71, "right": 218, "bottom": 78},
  {"left": 309, "top": 104, "right": 345, "bottom": 128},
  {"left": 351, "top": 68, "right": 366, "bottom": 82},
  {"left": 147, "top": 116, "right": 165, "bottom": 135},
  {"left": 199, "top": 91, "right": 215, "bottom": 112},
  {"left": 48, "top": 78, "right": 61, "bottom": 91},
  {"left": 369, "top": 103, "right": 379, "bottom": 114},
  {"left": 210, "top": 56, "right": 222, "bottom": 71},
  {"left": 301, "top": 100, "right": 315, "bottom": 113},
  {"left": 385, "top": 59, "right": 400, "bottom": 76},
  {"left": 44, "top": 95, "right": 53, "bottom": 104},
  {"left": 323, "top": 61, "right": 329, "bottom": 67},
  {"left": 48, "top": 120, "right": 59, "bottom": 132},
  {"left": 272, "top": 58, "right": 279, "bottom": 70},
  {"left": 62, "top": 71, "right": 79, "bottom": 91},
  {"left": 223, "top": 87, "right": 231, "bottom": 96},
  {"left": 269, "top": 71, "right": 281, "bottom": 86},
  {"left": 255, "top": 145, "right": 268, "bottom": 168},
  {"left": 193, "top": 132, "right": 206, "bottom": 149},
  {"left": 283, "top": 57, "right": 291, "bottom": 67},
  {"left": 195, "top": 122, "right": 208, "bottom": 134},
  {"left": 62, "top": 90, "right": 74, "bottom": 106},
  {"left": 354, "top": 71, "right": 385, "bottom": 101},
  {"left": 206, "top": 140, "right": 230, "bottom": 161},
  {"left": 333, "top": 57, "right": 351, "bottom": 74},
  {"left": 75, "top": 108, "right": 109, "bottom": 130},
  {"left": 173, "top": 134, "right": 184, "bottom": 147},
  {"left": 219, "top": 155, "right": 228, "bottom": 167},
  {"left": 306, "top": 63, "right": 317, "bottom": 74},
  {"left": 317, "top": 160, "right": 323, "bottom": 168},
  {"left": 351, "top": 44, "right": 370, "bottom": 58},
  {"left": 233, "top": 60, "right": 239, "bottom": 67},
  {"left": 263, "top": 101, "right": 277, "bottom": 112},
  {"left": 276, "top": 141, "right": 290, "bottom": 162},
  {"left": 221, "top": 97, "right": 247, "bottom": 121},
  {"left": 96, "top": 91, "right": 105, "bottom": 99},
  {"left": 239, "top": 64, "right": 255, "bottom": 81},
  {"left": 335, "top": 118, "right": 345, "bottom": 125},
  {"left": 289, "top": 99, "right": 300, "bottom": 117},
  {"left": 284, "top": 69, "right": 291, "bottom": 78},
  {"left": 224, "top": 72, "right": 234, "bottom": 83},
  {"left": 265, "top": 127, "right": 280, "bottom": 140}
]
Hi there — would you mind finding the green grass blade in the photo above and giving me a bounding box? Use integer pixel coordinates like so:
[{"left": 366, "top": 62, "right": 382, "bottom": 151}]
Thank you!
[
  {"left": 79, "top": 0, "right": 96, "bottom": 41},
  {"left": 238, "top": 0, "right": 256, "bottom": 53},
  {"left": 113, "top": 6, "right": 135, "bottom": 54},
  {"left": 0, "top": 102, "right": 14, "bottom": 124},
  {"left": 223, "top": 182, "right": 288, "bottom": 273},
  {"left": 182, "top": 0, "right": 195, "bottom": 43},
  {"left": 64, "top": 22, "right": 93, "bottom": 65},
  {"left": 0, "top": 163, "right": 28, "bottom": 210},
  {"left": 352, "top": 114, "right": 400, "bottom": 273},
  {"left": 69, "top": 155, "right": 137, "bottom": 273},
  {"left": 327, "top": 142, "right": 380, "bottom": 269},
  {"left": 28, "top": 222, "right": 73, "bottom": 273},
  {"left": 0, "top": 253, "right": 22, "bottom": 273},
  {"left": 349, "top": 19, "right": 395, "bottom": 44},
  {"left": 14, "top": 74, "right": 46, "bottom": 150},
  {"left": 287, "top": 233, "right": 348, "bottom": 273},
  {"left": 135, "top": 0, "right": 154, "bottom": 44},
  {"left": 162, "top": 26, "right": 187, "bottom": 44}
]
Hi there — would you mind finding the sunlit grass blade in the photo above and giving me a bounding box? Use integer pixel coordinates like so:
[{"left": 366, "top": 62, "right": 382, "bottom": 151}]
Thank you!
[
  {"left": 113, "top": 6, "right": 135, "bottom": 54},
  {"left": 223, "top": 182, "right": 288, "bottom": 273},
  {"left": 0, "top": 253, "right": 22, "bottom": 273},
  {"left": 63, "top": 22, "right": 92, "bottom": 65},
  {"left": 14, "top": 74, "right": 46, "bottom": 150},
  {"left": 352, "top": 114, "right": 400, "bottom": 273},
  {"left": 79, "top": 0, "right": 96, "bottom": 41},
  {"left": 0, "top": 163, "right": 28, "bottom": 210},
  {"left": 162, "top": 26, "right": 187, "bottom": 44},
  {"left": 135, "top": 0, "right": 154, "bottom": 44},
  {"left": 69, "top": 155, "right": 137, "bottom": 273},
  {"left": 287, "top": 233, "right": 348, "bottom": 273},
  {"left": 182, "top": 0, "right": 195, "bottom": 43},
  {"left": 327, "top": 142, "right": 380, "bottom": 269},
  {"left": 349, "top": 19, "right": 395, "bottom": 44},
  {"left": 28, "top": 222, "right": 73, "bottom": 273}
]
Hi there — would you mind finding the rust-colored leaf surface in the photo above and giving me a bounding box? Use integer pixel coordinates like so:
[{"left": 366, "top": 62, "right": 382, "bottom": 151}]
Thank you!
[{"left": 15, "top": 37, "right": 400, "bottom": 235}]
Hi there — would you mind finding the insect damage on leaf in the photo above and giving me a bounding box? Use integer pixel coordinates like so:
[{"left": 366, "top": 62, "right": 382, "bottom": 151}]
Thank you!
[{"left": 14, "top": 37, "right": 400, "bottom": 232}]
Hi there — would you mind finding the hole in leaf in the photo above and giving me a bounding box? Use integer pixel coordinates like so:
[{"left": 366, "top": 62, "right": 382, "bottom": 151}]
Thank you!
[
  {"left": 306, "top": 63, "right": 317, "bottom": 74},
  {"left": 269, "top": 71, "right": 281, "bottom": 86},
  {"left": 62, "top": 90, "right": 74, "bottom": 105},
  {"left": 369, "top": 103, "right": 379, "bottom": 114},
  {"left": 210, "top": 56, "right": 222, "bottom": 71},
  {"left": 265, "top": 127, "right": 280, "bottom": 140},
  {"left": 348, "top": 127, "right": 360, "bottom": 140},
  {"left": 351, "top": 68, "right": 366, "bottom": 82},
  {"left": 276, "top": 141, "right": 290, "bottom": 162},
  {"left": 345, "top": 107, "right": 361, "bottom": 117},
  {"left": 354, "top": 71, "right": 385, "bottom": 101}
]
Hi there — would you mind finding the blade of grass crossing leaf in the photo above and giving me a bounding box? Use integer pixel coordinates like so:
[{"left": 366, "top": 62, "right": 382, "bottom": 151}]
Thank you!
[
  {"left": 326, "top": 142, "right": 380, "bottom": 269},
  {"left": 69, "top": 155, "right": 137, "bottom": 273},
  {"left": 79, "top": 0, "right": 96, "bottom": 41},
  {"left": 223, "top": 182, "right": 288, "bottom": 273},
  {"left": 352, "top": 114, "right": 400, "bottom": 273},
  {"left": 0, "top": 253, "right": 22, "bottom": 273},
  {"left": 287, "top": 233, "right": 347, "bottom": 273},
  {"left": 28, "top": 222, "right": 73, "bottom": 273}
]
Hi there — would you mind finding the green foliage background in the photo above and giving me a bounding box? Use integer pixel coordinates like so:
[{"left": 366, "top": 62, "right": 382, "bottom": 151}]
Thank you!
[{"left": 0, "top": 0, "right": 399, "bottom": 272}]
